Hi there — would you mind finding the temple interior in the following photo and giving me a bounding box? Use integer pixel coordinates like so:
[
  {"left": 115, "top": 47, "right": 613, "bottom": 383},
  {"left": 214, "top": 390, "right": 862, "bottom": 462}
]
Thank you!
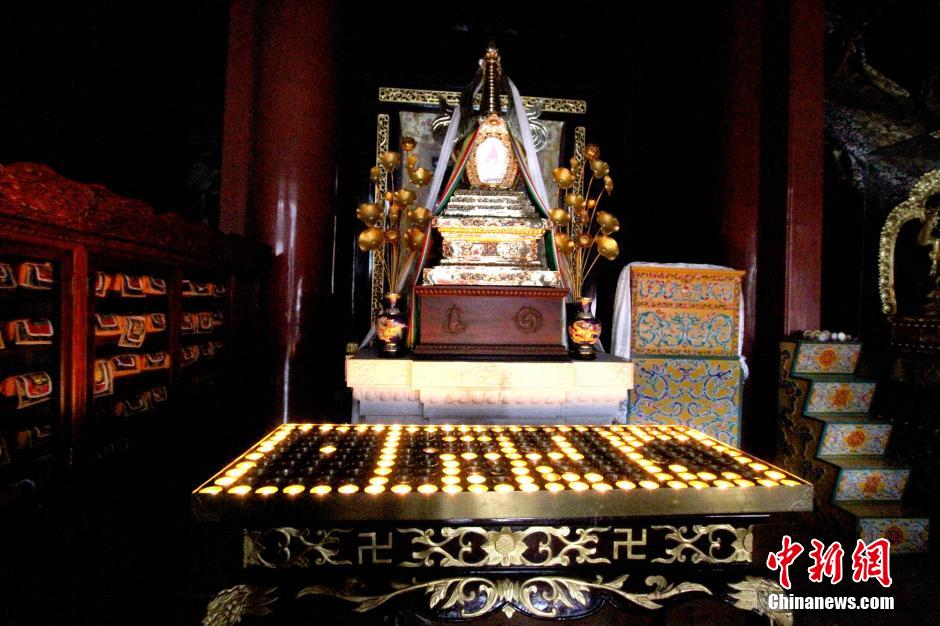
[{"left": 1, "top": 1, "right": 939, "bottom": 624}]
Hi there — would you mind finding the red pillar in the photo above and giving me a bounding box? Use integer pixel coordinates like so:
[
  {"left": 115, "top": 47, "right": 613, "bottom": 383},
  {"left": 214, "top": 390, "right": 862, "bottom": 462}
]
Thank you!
[
  {"left": 717, "top": 0, "right": 763, "bottom": 357},
  {"left": 218, "top": 0, "right": 256, "bottom": 236},
  {"left": 220, "top": 0, "right": 341, "bottom": 421},
  {"left": 784, "top": 0, "right": 824, "bottom": 333},
  {"left": 718, "top": 0, "right": 823, "bottom": 456}
]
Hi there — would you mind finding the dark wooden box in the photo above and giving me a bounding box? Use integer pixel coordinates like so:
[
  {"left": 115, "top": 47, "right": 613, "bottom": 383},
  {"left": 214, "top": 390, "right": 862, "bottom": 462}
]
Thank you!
[{"left": 413, "top": 285, "right": 568, "bottom": 359}]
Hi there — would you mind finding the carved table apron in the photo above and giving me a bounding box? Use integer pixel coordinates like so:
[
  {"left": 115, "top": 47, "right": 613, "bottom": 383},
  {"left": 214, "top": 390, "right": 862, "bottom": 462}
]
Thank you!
[{"left": 194, "top": 424, "right": 812, "bottom": 625}]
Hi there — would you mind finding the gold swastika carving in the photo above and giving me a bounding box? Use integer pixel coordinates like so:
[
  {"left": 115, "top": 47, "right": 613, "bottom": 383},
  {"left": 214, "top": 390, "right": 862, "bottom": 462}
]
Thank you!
[
  {"left": 358, "top": 532, "right": 393, "bottom": 564},
  {"left": 613, "top": 528, "right": 647, "bottom": 560}
]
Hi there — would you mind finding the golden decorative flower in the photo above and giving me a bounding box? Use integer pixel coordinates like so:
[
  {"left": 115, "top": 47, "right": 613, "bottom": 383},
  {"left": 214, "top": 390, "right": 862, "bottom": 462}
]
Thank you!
[
  {"left": 379, "top": 151, "right": 401, "bottom": 170},
  {"left": 554, "top": 232, "right": 575, "bottom": 254},
  {"left": 596, "top": 211, "right": 620, "bottom": 234},
  {"left": 388, "top": 203, "right": 401, "bottom": 222},
  {"left": 356, "top": 202, "right": 381, "bottom": 226},
  {"left": 595, "top": 235, "right": 619, "bottom": 260},
  {"left": 404, "top": 227, "right": 426, "bottom": 251},
  {"left": 604, "top": 175, "right": 613, "bottom": 193},
  {"left": 369, "top": 166, "right": 383, "bottom": 182},
  {"left": 585, "top": 144, "right": 600, "bottom": 160},
  {"left": 590, "top": 159, "right": 609, "bottom": 178},
  {"left": 481, "top": 527, "right": 527, "bottom": 566},
  {"left": 409, "top": 167, "right": 432, "bottom": 187},
  {"left": 357, "top": 227, "right": 385, "bottom": 251},
  {"left": 550, "top": 208, "right": 570, "bottom": 226},
  {"left": 564, "top": 193, "right": 586, "bottom": 210},
  {"left": 384, "top": 228, "right": 400, "bottom": 244},
  {"left": 394, "top": 189, "right": 416, "bottom": 207},
  {"left": 406, "top": 154, "right": 418, "bottom": 171},
  {"left": 576, "top": 233, "right": 593, "bottom": 248},
  {"left": 552, "top": 167, "right": 575, "bottom": 189},
  {"left": 400, "top": 136, "right": 417, "bottom": 152},
  {"left": 409, "top": 207, "right": 431, "bottom": 228}
]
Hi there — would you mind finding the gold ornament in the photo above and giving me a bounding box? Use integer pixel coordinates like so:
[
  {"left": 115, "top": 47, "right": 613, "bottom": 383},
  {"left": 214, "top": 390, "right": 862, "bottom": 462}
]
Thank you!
[
  {"left": 604, "top": 175, "right": 613, "bottom": 193},
  {"left": 586, "top": 199, "right": 596, "bottom": 210},
  {"left": 394, "top": 189, "right": 416, "bottom": 206},
  {"left": 356, "top": 203, "right": 382, "bottom": 226},
  {"left": 369, "top": 166, "right": 383, "bottom": 182},
  {"left": 554, "top": 232, "right": 575, "bottom": 254},
  {"left": 406, "top": 155, "right": 418, "bottom": 171},
  {"left": 400, "top": 136, "right": 417, "bottom": 152},
  {"left": 379, "top": 151, "right": 401, "bottom": 170},
  {"left": 388, "top": 204, "right": 401, "bottom": 222},
  {"left": 384, "top": 229, "right": 400, "bottom": 244},
  {"left": 569, "top": 156, "right": 579, "bottom": 170},
  {"left": 590, "top": 160, "right": 609, "bottom": 178},
  {"left": 550, "top": 208, "right": 570, "bottom": 226},
  {"left": 585, "top": 144, "right": 600, "bottom": 160},
  {"left": 404, "top": 227, "right": 426, "bottom": 251},
  {"left": 564, "top": 193, "right": 586, "bottom": 210},
  {"left": 358, "top": 227, "right": 385, "bottom": 251},
  {"left": 595, "top": 235, "right": 619, "bottom": 260},
  {"left": 552, "top": 167, "right": 575, "bottom": 189},
  {"left": 577, "top": 233, "right": 593, "bottom": 248},
  {"left": 576, "top": 208, "right": 590, "bottom": 223},
  {"left": 409, "top": 167, "right": 432, "bottom": 187},
  {"left": 409, "top": 207, "right": 431, "bottom": 228},
  {"left": 596, "top": 211, "right": 620, "bottom": 234}
]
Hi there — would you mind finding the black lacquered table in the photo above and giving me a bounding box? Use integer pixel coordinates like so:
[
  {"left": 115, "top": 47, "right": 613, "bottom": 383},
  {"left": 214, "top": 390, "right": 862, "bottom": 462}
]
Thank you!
[{"left": 194, "top": 423, "right": 812, "bottom": 624}]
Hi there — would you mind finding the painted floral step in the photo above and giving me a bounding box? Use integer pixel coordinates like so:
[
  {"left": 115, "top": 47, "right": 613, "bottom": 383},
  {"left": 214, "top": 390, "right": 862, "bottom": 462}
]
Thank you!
[
  {"left": 816, "top": 417, "right": 892, "bottom": 456},
  {"left": 830, "top": 456, "right": 911, "bottom": 501},
  {"left": 804, "top": 377, "right": 876, "bottom": 416},
  {"left": 838, "top": 501, "right": 930, "bottom": 554},
  {"left": 792, "top": 340, "right": 862, "bottom": 375}
]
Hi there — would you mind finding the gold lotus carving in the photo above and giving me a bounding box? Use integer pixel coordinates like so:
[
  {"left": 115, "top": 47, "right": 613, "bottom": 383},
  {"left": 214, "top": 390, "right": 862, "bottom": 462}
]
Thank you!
[{"left": 397, "top": 525, "right": 611, "bottom": 568}]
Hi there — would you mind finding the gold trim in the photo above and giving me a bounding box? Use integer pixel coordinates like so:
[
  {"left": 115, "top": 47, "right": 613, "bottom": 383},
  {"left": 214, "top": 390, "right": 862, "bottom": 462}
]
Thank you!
[
  {"left": 298, "top": 574, "right": 709, "bottom": 618},
  {"left": 573, "top": 126, "right": 587, "bottom": 208},
  {"left": 397, "top": 526, "right": 610, "bottom": 568},
  {"left": 465, "top": 115, "right": 519, "bottom": 190},
  {"left": 436, "top": 226, "right": 547, "bottom": 237},
  {"left": 727, "top": 577, "right": 793, "bottom": 626},
  {"left": 879, "top": 169, "right": 940, "bottom": 314},
  {"left": 378, "top": 86, "right": 587, "bottom": 115},
  {"left": 371, "top": 114, "right": 390, "bottom": 324},
  {"left": 203, "top": 585, "right": 277, "bottom": 626},
  {"left": 651, "top": 524, "right": 753, "bottom": 564}
]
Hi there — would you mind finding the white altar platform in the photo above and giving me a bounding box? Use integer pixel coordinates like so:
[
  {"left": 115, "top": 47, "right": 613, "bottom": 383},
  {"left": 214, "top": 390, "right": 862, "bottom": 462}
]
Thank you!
[{"left": 346, "top": 352, "right": 633, "bottom": 424}]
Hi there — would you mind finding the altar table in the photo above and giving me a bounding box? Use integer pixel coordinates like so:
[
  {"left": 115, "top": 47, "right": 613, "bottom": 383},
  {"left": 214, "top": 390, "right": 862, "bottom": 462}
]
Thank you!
[{"left": 194, "top": 423, "right": 810, "bottom": 624}]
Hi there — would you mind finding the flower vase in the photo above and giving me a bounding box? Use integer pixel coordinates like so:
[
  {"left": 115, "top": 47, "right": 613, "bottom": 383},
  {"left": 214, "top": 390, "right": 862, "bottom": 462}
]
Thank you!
[
  {"left": 375, "top": 292, "right": 408, "bottom": 357},
  {"left": 567, "top": 297, "right": 601, "bottom": 359}
]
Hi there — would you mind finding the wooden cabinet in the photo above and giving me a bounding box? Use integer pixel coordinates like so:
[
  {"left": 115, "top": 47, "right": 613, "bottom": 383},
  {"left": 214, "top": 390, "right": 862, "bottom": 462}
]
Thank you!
[{"left": 0, "top": 162, "right": 270, "bottom": 504}]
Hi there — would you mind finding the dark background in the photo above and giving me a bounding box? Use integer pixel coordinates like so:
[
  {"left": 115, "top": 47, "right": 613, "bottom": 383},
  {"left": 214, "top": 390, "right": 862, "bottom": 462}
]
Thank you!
[{"left": 1, "top": 2, "right": 731, "bottom": 348}]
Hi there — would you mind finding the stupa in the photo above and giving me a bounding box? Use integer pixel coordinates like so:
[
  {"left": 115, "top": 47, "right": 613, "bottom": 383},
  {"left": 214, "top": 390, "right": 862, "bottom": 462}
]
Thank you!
[{"left": 413, "top": 47, "right": 568, "bottom": 359}]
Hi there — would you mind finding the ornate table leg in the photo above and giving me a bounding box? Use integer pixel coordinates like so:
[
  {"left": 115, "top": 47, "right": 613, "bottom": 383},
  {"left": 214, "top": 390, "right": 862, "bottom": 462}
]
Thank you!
[
  {"left": 726, "top": 576, "right": 793, "bottom": 626},
  {"left": 203, "top": 585, "right": 278, "bottom": 626}
]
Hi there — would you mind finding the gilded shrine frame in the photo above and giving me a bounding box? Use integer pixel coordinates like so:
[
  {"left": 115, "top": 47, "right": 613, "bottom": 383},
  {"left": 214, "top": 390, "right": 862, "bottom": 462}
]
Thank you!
[{"left": 368, "top": 87, "right": 588, "bottom": 325}]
